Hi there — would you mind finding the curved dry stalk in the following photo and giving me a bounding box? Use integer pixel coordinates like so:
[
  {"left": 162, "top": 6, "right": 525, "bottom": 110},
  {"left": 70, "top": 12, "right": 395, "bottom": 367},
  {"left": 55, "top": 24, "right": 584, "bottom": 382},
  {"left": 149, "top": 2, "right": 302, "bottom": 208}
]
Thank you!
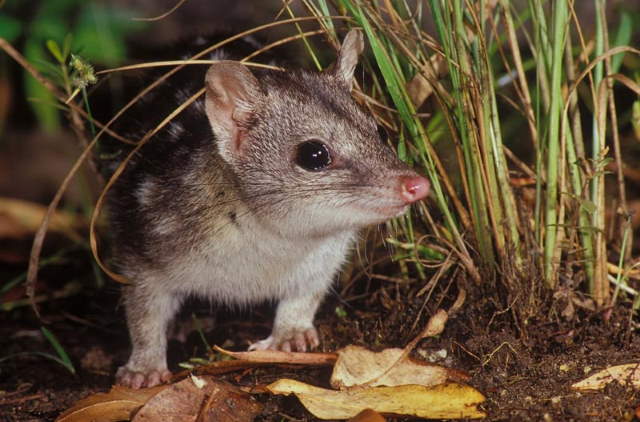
[
  {"left": 132, "top": 0, "right": 189, "bottom": 22},
  {"left": 240, "top": 29, "right": 326, "bottom": 62},
  {"left": 96, "top": 60, "right": 282, "bottom": 75},
  {"left": 561, "top": 47, "right": 640, "bottom": 135}
]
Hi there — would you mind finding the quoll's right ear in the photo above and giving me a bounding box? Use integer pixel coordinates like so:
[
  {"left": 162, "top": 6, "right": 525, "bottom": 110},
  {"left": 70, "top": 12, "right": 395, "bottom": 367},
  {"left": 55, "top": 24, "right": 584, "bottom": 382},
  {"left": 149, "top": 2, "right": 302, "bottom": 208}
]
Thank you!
[
  {"left": 331, "top": 29, "right": 365, "bottom": 89},
  {"left": 204, "top": 61, "right": 263, "bottom": 163}
]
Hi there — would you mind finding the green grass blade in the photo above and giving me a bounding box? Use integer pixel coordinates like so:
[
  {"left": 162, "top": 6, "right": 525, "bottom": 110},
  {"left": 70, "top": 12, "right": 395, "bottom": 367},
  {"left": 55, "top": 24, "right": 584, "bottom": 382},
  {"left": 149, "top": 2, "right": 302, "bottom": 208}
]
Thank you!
[{"left": 41, "top": 326, "right": 76, "bottom": 375}]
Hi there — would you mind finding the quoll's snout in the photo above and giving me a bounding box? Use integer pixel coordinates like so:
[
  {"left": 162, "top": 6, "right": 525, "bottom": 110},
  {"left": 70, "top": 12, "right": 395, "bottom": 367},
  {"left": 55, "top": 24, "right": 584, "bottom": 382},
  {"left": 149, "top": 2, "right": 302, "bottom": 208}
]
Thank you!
[{"left": 399, "top": 175, "right": 430, "bottom": 204}]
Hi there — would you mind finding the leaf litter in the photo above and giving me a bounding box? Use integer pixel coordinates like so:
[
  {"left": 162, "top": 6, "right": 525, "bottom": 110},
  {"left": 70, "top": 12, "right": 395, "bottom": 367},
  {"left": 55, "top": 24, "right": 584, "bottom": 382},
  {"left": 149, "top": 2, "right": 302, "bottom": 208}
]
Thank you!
[{"left": 56, "top": 308, "right": 486, "bottom": 420}]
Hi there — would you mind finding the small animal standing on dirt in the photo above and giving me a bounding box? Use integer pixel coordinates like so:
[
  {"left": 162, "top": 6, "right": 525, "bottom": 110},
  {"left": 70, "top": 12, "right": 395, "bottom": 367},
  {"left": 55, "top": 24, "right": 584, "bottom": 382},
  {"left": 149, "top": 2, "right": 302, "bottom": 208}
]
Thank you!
[{"left": 108, "top": 29, "right": 430, "bottom": 388}]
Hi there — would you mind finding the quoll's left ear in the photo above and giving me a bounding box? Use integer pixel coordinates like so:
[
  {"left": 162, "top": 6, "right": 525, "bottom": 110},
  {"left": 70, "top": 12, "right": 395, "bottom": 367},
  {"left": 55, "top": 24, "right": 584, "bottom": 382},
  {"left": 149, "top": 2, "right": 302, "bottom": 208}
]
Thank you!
[
  {"left": 204, "top": 61, "right": 263, "bottom": 163},
  {"left": 332, "top": 29, "right": 365, "bottom": 89}
]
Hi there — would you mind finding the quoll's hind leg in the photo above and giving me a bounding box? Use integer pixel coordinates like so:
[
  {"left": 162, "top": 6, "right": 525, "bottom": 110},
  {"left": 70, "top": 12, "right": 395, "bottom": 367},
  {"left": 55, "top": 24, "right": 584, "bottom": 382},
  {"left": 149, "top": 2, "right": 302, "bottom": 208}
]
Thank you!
[
  {"left": 116, "top": 283, "right": 181, "bottom": 389},
  {"left": 249, "top": 290, "right": 323, "bottom": 352}
]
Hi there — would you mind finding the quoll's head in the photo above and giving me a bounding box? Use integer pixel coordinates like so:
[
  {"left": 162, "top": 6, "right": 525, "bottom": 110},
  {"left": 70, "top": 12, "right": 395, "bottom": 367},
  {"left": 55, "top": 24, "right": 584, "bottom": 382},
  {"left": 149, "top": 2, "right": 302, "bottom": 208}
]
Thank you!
[{"left": 205, "top": 29, "right": 429, "bottom": 236}]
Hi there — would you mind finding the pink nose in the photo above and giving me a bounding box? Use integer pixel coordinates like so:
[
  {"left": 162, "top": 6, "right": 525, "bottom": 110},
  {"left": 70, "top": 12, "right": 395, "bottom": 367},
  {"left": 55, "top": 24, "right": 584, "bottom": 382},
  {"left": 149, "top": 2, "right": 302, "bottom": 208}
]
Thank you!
[{"left": 400, "top": 175, "right": 430, "bottom": 204}]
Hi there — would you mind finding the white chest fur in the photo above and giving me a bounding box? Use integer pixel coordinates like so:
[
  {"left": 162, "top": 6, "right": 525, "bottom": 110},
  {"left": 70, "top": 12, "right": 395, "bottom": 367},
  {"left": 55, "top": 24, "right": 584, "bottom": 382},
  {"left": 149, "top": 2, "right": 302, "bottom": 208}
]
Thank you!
[{"left": 159, "top": 212, "right": 356, "bottom": 305}]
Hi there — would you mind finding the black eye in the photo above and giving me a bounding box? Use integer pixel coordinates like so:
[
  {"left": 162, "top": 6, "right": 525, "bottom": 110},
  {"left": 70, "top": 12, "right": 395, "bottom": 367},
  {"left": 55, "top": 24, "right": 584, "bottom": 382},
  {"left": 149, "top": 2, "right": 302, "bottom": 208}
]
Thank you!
[
  {"left": 377, "top": 125, "right": 389, "bottom": 144},
  {"left": 295, "top": 140, "right": 332, "bottom": 171}
]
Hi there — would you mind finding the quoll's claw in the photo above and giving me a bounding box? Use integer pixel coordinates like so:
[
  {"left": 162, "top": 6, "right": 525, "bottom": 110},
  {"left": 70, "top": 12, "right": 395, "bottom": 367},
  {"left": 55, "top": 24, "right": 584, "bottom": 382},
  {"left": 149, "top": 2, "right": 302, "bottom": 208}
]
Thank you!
[
  {"left": 303, "top": 328, "right": 320, "bottom": 349},
  {"left": 116, "top": 366, "right": 172, "bottom": 389},
  {"left": 248, "top": 328, "right": 319, "bottom": 352},
  {"left": 247, "top": 336, "right": 274, "bottom": 351}
]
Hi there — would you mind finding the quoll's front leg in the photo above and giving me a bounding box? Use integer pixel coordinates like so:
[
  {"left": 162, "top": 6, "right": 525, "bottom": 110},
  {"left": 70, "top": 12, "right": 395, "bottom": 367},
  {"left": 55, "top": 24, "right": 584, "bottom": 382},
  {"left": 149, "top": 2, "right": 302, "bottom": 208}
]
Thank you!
[
  {"left": 249, "top": 290, "right": 324, "bottom": 352},
  {"left": 116, "top": 284, "right": 181, "bottom": 388}
]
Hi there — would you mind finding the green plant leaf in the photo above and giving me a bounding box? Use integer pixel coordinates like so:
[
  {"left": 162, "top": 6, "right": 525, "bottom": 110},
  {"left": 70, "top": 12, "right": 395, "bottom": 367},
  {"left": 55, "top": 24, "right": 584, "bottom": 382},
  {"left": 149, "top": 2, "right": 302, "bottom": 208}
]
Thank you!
[
  {"left": 62, "top": 33, "right": 73, "bottom": 60},
  {"left": 46, "top": 39, "right": 64, "bottom": 63},
  {"left": 41, "top": 327, "right": 76, "bottom": 375},
  {"left": 579, "top": 200, "right": 597, "bottom": 215},
  {"left": 30, "top": 16, "right": 68, "bottom": 41},
  {"left": 38, "top": 0, "right": 83, "bottom": 17},
  {"left": 23, "top": 39, "right": 60, "bottom": 132},
  {"left": 416, "top": 245, "right": 445, "bottom": 261},
  {"left": 0, "top": 14, "right": 22, "bottom": 42},
  {"left": 0, "top": 352, "right": 75, "bottom": 373},
  {"left": 73, "top": 4, "right": 144, "bottom": 66},
  {"left": 612, "top": 10, "right": 632, "bottom": 73},
  {"left": 632, "top": 100, "right": 640, "bottom": 140},
  {"left": 397, "top": 136, "right": 407, "bottom": 162},
  {"left": 72, "top": 27, "right": 125, "bottom": 66},
  {"left": 32, "top": 58, "right": 65, "bottom": 82}
]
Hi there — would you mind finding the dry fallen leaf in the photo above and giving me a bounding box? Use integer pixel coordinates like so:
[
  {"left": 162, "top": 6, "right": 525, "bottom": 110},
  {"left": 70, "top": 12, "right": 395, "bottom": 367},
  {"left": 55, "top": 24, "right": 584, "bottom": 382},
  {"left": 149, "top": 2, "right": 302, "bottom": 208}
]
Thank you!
[
  {"left": 331, "top": 345, "right": 468, "bottom": 389},
  {"left": 267, "top": 378, "right": 485, "bottom": 420},
  {"left": 406, "top": 55, "right": 446, "bottom": 108},
  {"left": 57, "top": 376, "right": 262, "bottom": 422},
  {"left": 133, "top": 375, "right": 262, "bottom": 422},
  {"left": 0, "top": 197, "right": 83, "bottom": 240},
  {"left": 348, "top": 408, "right": 386, "bottom": 422},
  {"left": 56, "top": 385, "right": 166, "bottom": 422},
  {"left": 572, "top": 363, "right": 640, "bottom": 391},
  {"left": 420, "top": 309, "right": 449, "bottom": 339}
]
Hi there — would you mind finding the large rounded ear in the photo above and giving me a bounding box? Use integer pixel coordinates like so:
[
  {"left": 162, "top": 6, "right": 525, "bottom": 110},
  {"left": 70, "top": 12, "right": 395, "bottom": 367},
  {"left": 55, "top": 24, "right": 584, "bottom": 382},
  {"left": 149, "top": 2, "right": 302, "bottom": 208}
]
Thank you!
[
  {"left": 204, "top": 61, "right": 262, "bottom": 162},
  {"left": 331, "top": 29, "right": 364, "bottom": 89}
]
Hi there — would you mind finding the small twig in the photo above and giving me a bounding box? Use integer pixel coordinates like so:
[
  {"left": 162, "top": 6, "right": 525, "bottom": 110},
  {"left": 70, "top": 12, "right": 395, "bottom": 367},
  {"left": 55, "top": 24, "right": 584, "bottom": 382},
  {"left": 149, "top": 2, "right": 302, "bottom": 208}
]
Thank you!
[
  {"left": 411, "top": 254, "right": 456, "bottom": 333},
  {"left": 503, "top": 145, "right": 537, "bottom": 181},
  {"left": 0, "top": 393, "right": 47, "bottom": 407},
  {"left": 370, "top": 273, "right": 416, "bottom": 284},
  {"left": 213, "top": 345, "right": 337, "bottom": 365}
]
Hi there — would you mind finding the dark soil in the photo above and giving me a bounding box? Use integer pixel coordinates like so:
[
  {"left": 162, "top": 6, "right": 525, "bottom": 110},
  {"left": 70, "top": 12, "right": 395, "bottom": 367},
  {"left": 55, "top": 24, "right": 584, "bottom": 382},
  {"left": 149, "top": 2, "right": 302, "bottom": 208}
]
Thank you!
[{"left": 1, "top": 231, "right": 640, "bottom": 421}]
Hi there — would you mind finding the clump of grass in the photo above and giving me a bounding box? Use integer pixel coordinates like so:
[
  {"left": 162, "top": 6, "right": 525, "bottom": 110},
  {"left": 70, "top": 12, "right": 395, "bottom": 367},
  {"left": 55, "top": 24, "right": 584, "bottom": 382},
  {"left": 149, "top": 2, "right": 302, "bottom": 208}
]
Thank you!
[
  {"left": 301, "top": 0, "right": 640, "bottom": 317},
  {"left": 8, "top": 0, "right": 639, "bottom": 325}
]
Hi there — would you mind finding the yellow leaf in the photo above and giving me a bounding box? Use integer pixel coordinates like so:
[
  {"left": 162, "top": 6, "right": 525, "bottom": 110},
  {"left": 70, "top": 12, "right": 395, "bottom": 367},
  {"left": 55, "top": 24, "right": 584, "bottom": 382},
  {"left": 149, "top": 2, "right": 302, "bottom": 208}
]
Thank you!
[{"left": 267, "top": 378, "right": 486, "bottom": 419}]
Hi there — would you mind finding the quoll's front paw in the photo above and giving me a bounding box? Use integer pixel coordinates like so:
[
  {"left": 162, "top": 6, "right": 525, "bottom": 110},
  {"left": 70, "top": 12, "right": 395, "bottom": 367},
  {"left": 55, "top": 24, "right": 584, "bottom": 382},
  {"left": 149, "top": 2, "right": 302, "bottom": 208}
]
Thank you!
[
  {"left": 116, "top": 365, "right": 172, "bottom": 389},
  {"left": 249, "top": 327, "right": 319, "bottom": 352}
]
